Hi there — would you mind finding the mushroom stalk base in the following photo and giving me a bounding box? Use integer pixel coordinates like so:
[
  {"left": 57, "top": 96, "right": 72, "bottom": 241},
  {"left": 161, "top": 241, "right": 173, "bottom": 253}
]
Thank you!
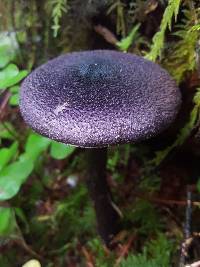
[{"left": 86, "top": 148, "right": 120, "bottom": 247}]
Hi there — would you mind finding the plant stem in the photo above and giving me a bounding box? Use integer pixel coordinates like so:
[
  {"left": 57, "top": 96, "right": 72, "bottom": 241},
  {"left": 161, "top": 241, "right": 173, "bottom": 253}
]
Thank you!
[{"left": 86, "top": 148, "right": 121, "bottom": 247}]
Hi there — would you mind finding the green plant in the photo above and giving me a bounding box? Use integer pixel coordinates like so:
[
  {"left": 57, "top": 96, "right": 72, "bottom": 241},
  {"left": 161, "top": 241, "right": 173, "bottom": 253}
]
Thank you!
[
  {"left": 87, "top": 238, "right": 115, "bottom": 267},
  {"left": 0, "top": 44, "right": 14, "bottom": 69},
  {"left": 0, "top": 131, "right": 76, "bottom": 236},
  {"left": 116, "top": 24, "right": 141, "bottom": 52},
  {"left": 163, "top": 8, "right": 199, "bottom": 83},
  {"left": 0, "top": 133, "right": 50, "bottom": 201},
  {"left": 126, "top": 199, "right": 163, "bottom": 235},
  {"left": 0, "top": 207, "right": 18, "bottom": 237},
  {"left": 0, "top": 44, "right": 28, "bottom": 106},
  {"left": 190, "top": 23, "right": 200, "bottom": 31},
  {"left": 50, "top": 0, "right": 70, "bottom": 37},
  {"left": 120, "top": 233, "right": 174, "bottom": 267},
  {"left": 0, "top": 43, "right": 76, "bottom": 240},
  {"left": 50, "top": 140, "right": 75, "bottom": 159},
  {"left": 52, "top": 185, "right": 95, "bottom": 237},
  {"left": 146, "top": 0, "right": 181, "bottom": 61}
]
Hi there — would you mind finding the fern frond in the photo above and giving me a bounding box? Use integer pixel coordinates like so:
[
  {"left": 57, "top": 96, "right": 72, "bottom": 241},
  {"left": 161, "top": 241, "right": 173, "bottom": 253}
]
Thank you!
[
  {"left": 146, "top": 0, "right": 181, "bottom": 62},
  {"left": 163, "top": 9, "right": 198, "bottom": 83},
  {"left": 120, "top": 234, "right": 173, "bottom": 267},
  {"left": 51, "top": 0, "right": 69, "bottom": 37},
  {"left": 190, "top": 24, "right": 200, "bottom": 32}
]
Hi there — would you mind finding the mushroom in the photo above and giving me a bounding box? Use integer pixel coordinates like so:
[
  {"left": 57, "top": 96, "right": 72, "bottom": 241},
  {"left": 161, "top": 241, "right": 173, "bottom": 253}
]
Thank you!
[{"left": 19, "top": 50, "right": 181, "bottom": 247}]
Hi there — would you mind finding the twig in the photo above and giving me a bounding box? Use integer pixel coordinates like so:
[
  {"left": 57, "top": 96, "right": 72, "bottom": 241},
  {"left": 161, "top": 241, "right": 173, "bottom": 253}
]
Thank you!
[
  {"left": 179, "top": 189, "right": 193, "bottom": 267},
  {"left": 135, "top": 192, "right": 200, "bottom": 207},
  {"left": 0, "top": 90, "right": 11, "bottom": 120},
  {"left": 115, "top": 234, "right": 135, "bottom": 266},
  {"left": 14, "top": 237, "right": 42, "bottom": 260},
  {"left": 185, "top": 190, "right": 192, "bottom": 240},
  {"left": 81, "top": 246, "right": 95, "bottom": 267},
  {"left": 0, "top": 90, "right": 21, "bottom": 140},
  {"left": 94, "top": 25, "right": 118, "bottom": 46}
]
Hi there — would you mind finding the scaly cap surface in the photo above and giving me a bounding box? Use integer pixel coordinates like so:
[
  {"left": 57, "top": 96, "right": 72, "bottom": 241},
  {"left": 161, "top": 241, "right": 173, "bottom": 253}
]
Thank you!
[{"left": 20, "top": 50, "right": 181, "bottom": 147}]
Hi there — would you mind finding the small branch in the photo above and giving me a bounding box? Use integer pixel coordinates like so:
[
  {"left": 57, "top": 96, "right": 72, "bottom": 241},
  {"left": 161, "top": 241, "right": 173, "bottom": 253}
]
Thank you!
[
  {"left": 179, "top": 189, "right": 193, "bottom": 267},
  {"left": 135, "top": 192, "right": 200, "bottom": 207},
  {"left": 13, "top": 237, "right": 42, "bottom": 260},
  {"left": 0, "top": 90, "right": 11, "bottom": 120},
  {"left": 94, "top": 25, "right": 118, "bottom": 46},
  {"left": 185, "top": 190, "right": 192, "bottom": 239},
  {"left": 115, "top": 234, "right": 135, "bottom": 266},
  {"left": 81, "top": 246, "right": 95, "bottom": 267}
]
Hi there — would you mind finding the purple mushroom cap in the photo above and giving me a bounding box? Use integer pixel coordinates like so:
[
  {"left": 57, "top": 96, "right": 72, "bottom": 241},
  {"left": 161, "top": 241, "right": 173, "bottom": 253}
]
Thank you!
[{"left": 19, "top": 50, "right": 181, "bottom": 147}]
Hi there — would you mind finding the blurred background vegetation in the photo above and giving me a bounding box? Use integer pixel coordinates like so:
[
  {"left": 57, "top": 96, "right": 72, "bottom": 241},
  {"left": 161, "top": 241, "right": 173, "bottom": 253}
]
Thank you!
[{"left": 0, "top": 0, "right": 200, "bottom": 266}]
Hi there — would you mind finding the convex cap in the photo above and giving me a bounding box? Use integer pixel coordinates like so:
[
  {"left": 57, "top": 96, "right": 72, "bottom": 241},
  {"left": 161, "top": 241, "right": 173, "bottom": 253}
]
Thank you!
[{"left": 20, "top": 50, "right": 181, "bottom": 147}]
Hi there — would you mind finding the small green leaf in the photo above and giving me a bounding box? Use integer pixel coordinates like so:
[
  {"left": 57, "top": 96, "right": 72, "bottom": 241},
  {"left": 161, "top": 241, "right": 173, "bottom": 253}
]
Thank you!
[
  {"left": 50, "top": 141, "right": 75, "bottom": 159},
  {"left": 0, "top": 64, "right": 19, "bottom": 86},
  {"left": 0, "top": 142, "right": 18, "bottom": 170},
  {"left": 0, "top": 45, "right": 13, "bottom": 69},
  {"left": 9, "top": 85, "right": 19, "bottom": 106},
  {"left": 0, "top": 159, "right": 33, "bottom": 200},
  {"left": 0, "top": 54, "right": 11, "bottom": 69},
  {"left": 0, "top": 207, "right": 17, "bottom": 236},
  {"left": 10, "top": 85, "right": 19, "bottom": 93},
  {"left": 117, "top": 24, "right": 140, "bottom": 52},
  {"left": 0, "top": 64, "right": 28, "bottom": 89},
  {"left": 9, "top": 93, "right": 19, "bottom": 106},
  {"left": 0, "top": 134, "right": 51, "bottom": 200},
  {"left": 25, "top": 133, "right": 51, "bottom": 161}
]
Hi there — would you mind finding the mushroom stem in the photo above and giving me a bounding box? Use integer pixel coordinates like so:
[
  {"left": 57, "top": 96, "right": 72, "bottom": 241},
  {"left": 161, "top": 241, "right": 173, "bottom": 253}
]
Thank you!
[{"left": 86, "top": 148, "right": 121, "bottom": 247}]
